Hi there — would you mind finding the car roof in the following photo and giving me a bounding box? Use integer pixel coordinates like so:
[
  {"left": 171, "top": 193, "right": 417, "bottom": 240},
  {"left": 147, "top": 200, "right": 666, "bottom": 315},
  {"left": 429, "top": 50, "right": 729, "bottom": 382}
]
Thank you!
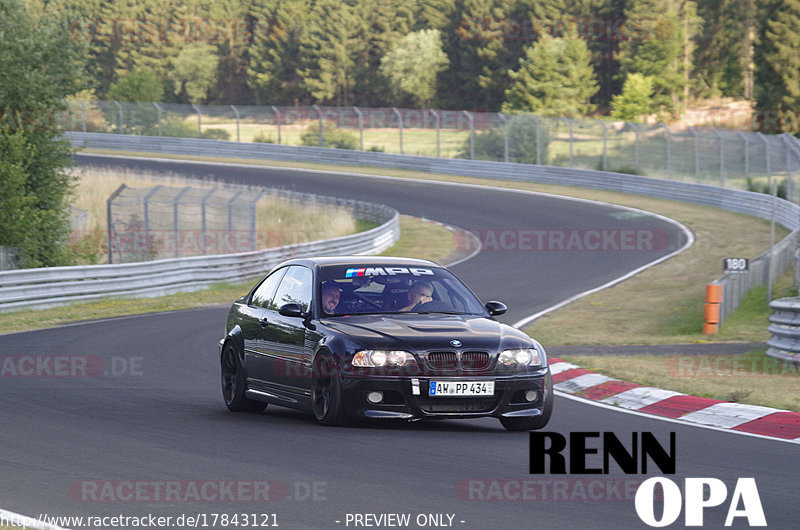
[{"left": 279, "top": 256, "right": 443, "bottom": 269}]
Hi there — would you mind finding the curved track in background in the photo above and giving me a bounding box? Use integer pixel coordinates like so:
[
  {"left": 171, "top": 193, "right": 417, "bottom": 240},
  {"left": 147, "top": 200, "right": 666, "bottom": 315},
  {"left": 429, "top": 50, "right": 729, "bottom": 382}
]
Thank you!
[{"left": 0, "top": 154, "right": 796, "bottom": 529}]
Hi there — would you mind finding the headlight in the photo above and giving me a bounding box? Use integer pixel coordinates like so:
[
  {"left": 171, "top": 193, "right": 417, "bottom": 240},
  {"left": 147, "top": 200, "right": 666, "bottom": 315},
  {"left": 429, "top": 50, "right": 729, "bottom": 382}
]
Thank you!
[
  {"left": 498, "top": 348, "right": 543, "bottom": 367},
  {"left": 353, "top": 350, "right": 414, "bottom": 367}
]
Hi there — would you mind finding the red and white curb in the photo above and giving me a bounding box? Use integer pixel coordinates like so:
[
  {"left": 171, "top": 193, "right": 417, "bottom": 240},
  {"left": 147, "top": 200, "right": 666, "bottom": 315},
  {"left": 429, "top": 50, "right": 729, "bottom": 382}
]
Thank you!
[{"left": 550, "top": 358, "right": 800, "bottom": 442}]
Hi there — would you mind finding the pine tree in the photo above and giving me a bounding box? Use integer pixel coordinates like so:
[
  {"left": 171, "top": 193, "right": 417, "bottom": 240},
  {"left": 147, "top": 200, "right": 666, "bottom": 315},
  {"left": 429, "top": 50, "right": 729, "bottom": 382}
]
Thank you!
[
  {"left": 693, "top": 0, "right": 748, "bottom": 97},
  {"left": 610, "top": 73, "right": 654, "bottom": 121},
  {"left": 755, "top": 0, "right": 800, "bottom": 133},
  {"left": 299, "top": 0, "right": 362, "bottom": 105},
  {"left": 247, "top": 0, "right": 310, "bottom": 105},
  {"left": 502, "top": 35, "right": 598, "bottom": 117},
  {"left": 617, "top": 0, "right": 698, "bottom": 115}
]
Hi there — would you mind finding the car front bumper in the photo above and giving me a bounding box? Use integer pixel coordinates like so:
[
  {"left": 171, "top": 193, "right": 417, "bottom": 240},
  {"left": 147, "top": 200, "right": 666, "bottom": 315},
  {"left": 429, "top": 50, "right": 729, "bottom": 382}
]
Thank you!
[{"left": 340, "top": 370, "right": 551, "bottom": 420}]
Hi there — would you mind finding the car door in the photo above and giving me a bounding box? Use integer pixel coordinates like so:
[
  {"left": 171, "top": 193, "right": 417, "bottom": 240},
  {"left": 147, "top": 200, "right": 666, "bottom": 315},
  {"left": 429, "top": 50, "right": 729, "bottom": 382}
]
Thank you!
[
  {"left": 256, "top": 265, "right": 314, "bottom": 396},
  {"left": 241, "top": 266, "right": 288, "bottom": 384}
]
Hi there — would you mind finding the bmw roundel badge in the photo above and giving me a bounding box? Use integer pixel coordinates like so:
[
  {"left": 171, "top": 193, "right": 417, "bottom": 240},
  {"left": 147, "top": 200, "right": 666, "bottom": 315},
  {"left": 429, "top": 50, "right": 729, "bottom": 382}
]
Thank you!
[{"left": 450, "top": 340, "right": 462, "bottom": 347}]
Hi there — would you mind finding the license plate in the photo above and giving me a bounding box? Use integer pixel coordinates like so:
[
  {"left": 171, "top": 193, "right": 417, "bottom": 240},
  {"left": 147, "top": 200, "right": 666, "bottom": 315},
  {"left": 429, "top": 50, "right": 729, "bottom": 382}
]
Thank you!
[{"left": 429, "top": 381, "right": 494, "bottom": 397}]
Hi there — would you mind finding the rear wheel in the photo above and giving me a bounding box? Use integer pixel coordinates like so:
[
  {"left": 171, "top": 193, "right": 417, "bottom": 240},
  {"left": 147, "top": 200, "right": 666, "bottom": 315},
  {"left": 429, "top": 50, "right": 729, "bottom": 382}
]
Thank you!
[
  {"left": 311, "top": 354, "right": 347, "bottom": 426},
  {"left": 221, "top": 342, "right": 267, "bottom": 413},
  {"left": 500, "top": 373, "right": 553, "bottom": 431}
]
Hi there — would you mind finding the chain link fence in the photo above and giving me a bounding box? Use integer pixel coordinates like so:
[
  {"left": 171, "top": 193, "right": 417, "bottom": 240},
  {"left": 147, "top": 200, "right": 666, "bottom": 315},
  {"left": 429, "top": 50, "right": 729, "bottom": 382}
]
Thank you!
[
  {"left": 106, "top": 182, "right": 395, "bottom": 264},
  {"left": 63, "top": 101, "right": 800, "bottom": 200}
]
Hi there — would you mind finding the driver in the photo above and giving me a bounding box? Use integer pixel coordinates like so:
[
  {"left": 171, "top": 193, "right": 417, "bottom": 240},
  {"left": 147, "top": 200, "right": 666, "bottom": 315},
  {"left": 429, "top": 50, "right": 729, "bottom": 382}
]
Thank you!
[
  {"left": 399, "top": 281, "right": 434, "bottom": 311},
  {"left": 321, "top": 281, "right": 341, "bottom": 314}
]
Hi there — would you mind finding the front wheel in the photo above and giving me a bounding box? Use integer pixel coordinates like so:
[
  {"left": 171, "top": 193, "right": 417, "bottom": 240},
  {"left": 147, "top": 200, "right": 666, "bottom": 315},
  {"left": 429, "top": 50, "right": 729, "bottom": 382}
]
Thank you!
[
  {"left": 311, "top": 354, "right": 347, "bottom": 426},
  {"left": 499, "top": 373, "right": 553, "bottom": 431},
  {"left": 221, "top": 343, "right": 267, "bottom": 413}
]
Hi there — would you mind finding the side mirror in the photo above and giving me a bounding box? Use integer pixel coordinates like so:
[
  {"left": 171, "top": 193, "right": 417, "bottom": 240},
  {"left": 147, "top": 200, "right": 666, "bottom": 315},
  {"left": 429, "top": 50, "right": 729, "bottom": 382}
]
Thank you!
[
  {"left": 278, "top": 303, "right": 307, "bottom": 318},
  {"left": 485, "top": 301, "right": 507, "bottom": 316}
]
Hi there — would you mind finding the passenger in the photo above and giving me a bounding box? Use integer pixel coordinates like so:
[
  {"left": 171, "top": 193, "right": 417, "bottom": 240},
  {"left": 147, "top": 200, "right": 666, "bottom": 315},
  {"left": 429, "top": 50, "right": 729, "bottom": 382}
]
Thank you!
[{"left": 399, "top": 281, "right": 434, "bottom": 311}]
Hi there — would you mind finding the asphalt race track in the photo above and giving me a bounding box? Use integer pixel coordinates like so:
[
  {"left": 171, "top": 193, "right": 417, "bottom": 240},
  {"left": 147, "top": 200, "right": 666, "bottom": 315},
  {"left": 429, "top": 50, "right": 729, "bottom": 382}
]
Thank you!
[{"left": 0, "top": 154, "right": 797, "bottom": 529}]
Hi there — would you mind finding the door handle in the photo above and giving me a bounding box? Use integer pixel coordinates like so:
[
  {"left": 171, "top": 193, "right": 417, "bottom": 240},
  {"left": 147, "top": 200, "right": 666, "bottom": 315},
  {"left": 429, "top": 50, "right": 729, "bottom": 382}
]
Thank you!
[{"left": 259, "top": 317, "right": 269, "bottom": 327}]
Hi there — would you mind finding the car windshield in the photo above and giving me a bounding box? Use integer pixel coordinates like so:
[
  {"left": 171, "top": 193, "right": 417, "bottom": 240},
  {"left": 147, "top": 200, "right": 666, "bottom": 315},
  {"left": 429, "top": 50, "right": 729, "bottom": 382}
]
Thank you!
[{"left": 317, "top": 264, "right": 489, "bottom": 317}]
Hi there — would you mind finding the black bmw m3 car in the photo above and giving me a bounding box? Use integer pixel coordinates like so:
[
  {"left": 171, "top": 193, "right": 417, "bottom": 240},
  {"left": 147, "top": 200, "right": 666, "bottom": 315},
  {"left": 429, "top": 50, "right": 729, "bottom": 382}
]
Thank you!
[{"left": 219, "top": 256, "right": 553, "bottom": 430}]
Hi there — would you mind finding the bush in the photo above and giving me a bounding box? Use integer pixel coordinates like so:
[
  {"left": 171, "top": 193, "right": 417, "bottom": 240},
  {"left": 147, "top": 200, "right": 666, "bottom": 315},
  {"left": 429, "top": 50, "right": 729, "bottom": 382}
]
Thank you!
[
  {"left": 459, "top": 114, "right": 550, "bottom": 164},
  {"left": 746, "top": 177, "right": 787, "bottom": 199},
  {"left": 252, "top": 131, "right": 275, "bottom": 143},
  {"left": 300, "top": 122, "right": 357, "bottom": 150},
  {"left": 160, "top": 116, "right": 197, "bottom": 137},
  {"left": 201, "top": 128, "right": 231, "bottom": 140}
]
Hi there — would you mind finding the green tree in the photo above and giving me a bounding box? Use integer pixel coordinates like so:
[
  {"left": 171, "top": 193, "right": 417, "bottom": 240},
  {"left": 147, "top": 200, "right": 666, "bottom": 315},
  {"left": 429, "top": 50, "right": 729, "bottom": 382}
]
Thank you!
[
  {"left": 0, "top": 0, "right": 84, "bottom": 267},
  {"left": 247, "top": 0, "right": 310, "bottom": 105},
  {"left": 107, "top": 68, "right": 164, "bottom": 103},
  {"left": 169, "top": 43, "right": 219, "bottom": 103},
  {"left": 299, "top": 0, "right": 362, "bottom": 105},
  {"left": 617, "top": 0, "right": 699, "bottom": 115},
  {"left": 755, "top": 0, "right": 800, "bottom": 133},
  {"left": 610, "top": 73, "right": 654, "bottom": 121},
  {"left": 502, "top": 35, "right": 598, "bottom": 117},
  {"left": 693, "top": 0, "right": 749, "bottom": 98},
  {"left": 379, "top": 29, "right": 449, "bottom": 106}
]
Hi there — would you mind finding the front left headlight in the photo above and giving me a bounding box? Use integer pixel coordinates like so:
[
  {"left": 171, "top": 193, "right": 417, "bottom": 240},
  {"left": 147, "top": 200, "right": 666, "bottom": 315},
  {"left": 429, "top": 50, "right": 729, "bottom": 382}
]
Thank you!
[
  {"left": 352, "top": 349, "right": 415, "bottom": 367},
  {"left": 498, "top": 347, "right": 544, "bottom": 367}
]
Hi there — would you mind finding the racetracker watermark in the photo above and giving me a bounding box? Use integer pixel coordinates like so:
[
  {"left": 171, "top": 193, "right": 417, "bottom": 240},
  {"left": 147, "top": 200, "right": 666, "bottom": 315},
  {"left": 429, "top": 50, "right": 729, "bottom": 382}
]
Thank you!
[
  {"left": 458, "top": 16, "right": 670, "bottom": 42},
  {"left": 67, "top": 17, "right": 275, "bottom": 45},
  {"left": 71, "top": 229, "right": 308, "bottom": 256},
  {"left": 0, "top": 355, "right": 143, "bottom": 377},
  {"left": 70, "top": 480, "right": 326, "bottom": 503},
  {"left": 457, "top": 478, "right": 649, "bottom": 502},
  {"left": 667, "top": 356, "right": 800, "bottom": 377},
  {"left": 454, "top": 228, "right": 671, "bottom": 252}
]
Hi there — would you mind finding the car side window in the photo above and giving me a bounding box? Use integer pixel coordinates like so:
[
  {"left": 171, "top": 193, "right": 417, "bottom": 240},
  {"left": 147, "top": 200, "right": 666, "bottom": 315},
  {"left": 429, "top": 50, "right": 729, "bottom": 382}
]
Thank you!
[
  {"left": 270, "top": 266, "right": 313, "bottom": 312},
  {"left": 250, "top": 267, "right": 287, "bottom": 308}
]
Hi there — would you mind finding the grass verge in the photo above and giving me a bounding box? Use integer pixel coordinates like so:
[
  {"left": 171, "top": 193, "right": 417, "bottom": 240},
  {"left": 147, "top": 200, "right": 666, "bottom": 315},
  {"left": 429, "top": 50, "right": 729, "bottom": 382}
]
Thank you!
[
  {"left": 0, "top": 216, "right": 457, "bottom": 336},
  {"left": 565, "top": 348, "right": 800, "bottom": 412}
]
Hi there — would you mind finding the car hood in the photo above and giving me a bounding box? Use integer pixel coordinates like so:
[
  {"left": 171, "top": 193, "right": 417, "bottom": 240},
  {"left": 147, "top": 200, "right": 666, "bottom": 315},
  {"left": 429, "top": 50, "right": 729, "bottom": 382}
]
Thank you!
[{"left": 320, "top": 313, "right": 533, "bottom": 352}]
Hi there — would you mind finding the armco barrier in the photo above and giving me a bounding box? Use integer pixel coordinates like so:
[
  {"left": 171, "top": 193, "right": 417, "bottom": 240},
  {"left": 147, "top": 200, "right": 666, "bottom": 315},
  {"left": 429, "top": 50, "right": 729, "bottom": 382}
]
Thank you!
[
  {"left": 0, "top": 198, "right": 398, "bottom": 313},
  {"left": 67, "top": 131, "right": 800, "bottom": 325}
]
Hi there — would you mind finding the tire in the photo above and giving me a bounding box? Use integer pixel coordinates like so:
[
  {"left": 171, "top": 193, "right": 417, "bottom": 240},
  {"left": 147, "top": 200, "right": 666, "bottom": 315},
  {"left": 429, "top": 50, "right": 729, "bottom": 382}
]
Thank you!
[
  {"left": 221, "top": 342, "right": 267, "bottom": 413},
  {"left": 311, "top": 354, "right": 347, "bottom": 426},
  {"left": 499, "top": 372, "right": 553, "bottom": 431}
]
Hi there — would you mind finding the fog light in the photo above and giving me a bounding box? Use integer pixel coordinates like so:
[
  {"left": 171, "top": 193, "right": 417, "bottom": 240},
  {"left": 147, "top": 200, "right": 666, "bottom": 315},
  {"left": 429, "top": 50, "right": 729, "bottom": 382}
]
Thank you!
[
  {"left": 367, "top": 391, "right": 384, "bottom": 404},
  {"left": 525, "top": 390, "right": 538, "bottom": 402}
]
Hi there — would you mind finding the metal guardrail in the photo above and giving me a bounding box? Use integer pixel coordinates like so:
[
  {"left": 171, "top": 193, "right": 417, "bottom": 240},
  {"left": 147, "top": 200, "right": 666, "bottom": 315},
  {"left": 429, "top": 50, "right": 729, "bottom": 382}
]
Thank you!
[
  {"left": 767, "top": 297, "right": 800, "bottom": 362},
  {"left": 0, "top": 198, "right": 398, "bottom": 312},
  {"left": 67, "top": 131, "right": 800, "bottom": 326}
]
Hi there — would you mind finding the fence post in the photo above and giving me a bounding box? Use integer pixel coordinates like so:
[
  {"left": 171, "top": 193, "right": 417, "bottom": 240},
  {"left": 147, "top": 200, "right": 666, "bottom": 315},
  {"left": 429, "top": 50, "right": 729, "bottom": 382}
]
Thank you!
[
  {"left": 598, "top": 119, "right": 608, "bottom": 171},
  {"left": 689, "top": 127, "right": 699, "bottom": 180},
  {"left": 713, "top": 128, "right": 725, "bottom": 187},
  {"left": 462, "top": 110, "right": 474, "bottom": 160},
  {"left": 152, "top": 103, "right": 163, "bottom": 137},
  {"left": 143, "top": 186, "right": 162, "bottom": 262},
  {"left": 429, "top": 110, "right": 441, "bottom": 157},
  {"left": 562, "top": 117, "right": 574, "bottom": 167},
  {"left": 740, "top": 132, "right": 750, "bottom": 178},
  {"left": 200, "top": 188, "right": 218, "bottom": 255},
  {"left": 534, "top": 115, "right": 542, "bottom": 165},
  {"left": 270, "top": 106, "right": 281, "bottom": 144},
  {"left": 113, "top": 101, "right": 123, "bottom": 133},
  {"left": 230, "top": 105, "right": 240, "bottom": 142},
  {"left": 498, "top": 113, "right": 509, "bottom": 163},
  {"left": 106, "top": 184, "right": 127, "bottom": 264},
  {"left": 313, "top": 105, "right": 323, "bottom": 147},
  {"left": 353, "top": 106, "right": 364, "bottom": 151},
  {"left": 79, "top": 101, "right": 87, "bottom": 132},
  {"left": 658, "top": 122, "right": 671, "bottom": 174},
  {"left": 226, "top": 190, "right": 243, "bottom": 235},
  {"left": 393, "top": 107, "right": 403, "bottom": 154},
  {"left": 173, "top": 187, "right": 191, "bottom": 258},
  {"left": 628, "top": 121, "right": 640, "bottom": 167}
]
